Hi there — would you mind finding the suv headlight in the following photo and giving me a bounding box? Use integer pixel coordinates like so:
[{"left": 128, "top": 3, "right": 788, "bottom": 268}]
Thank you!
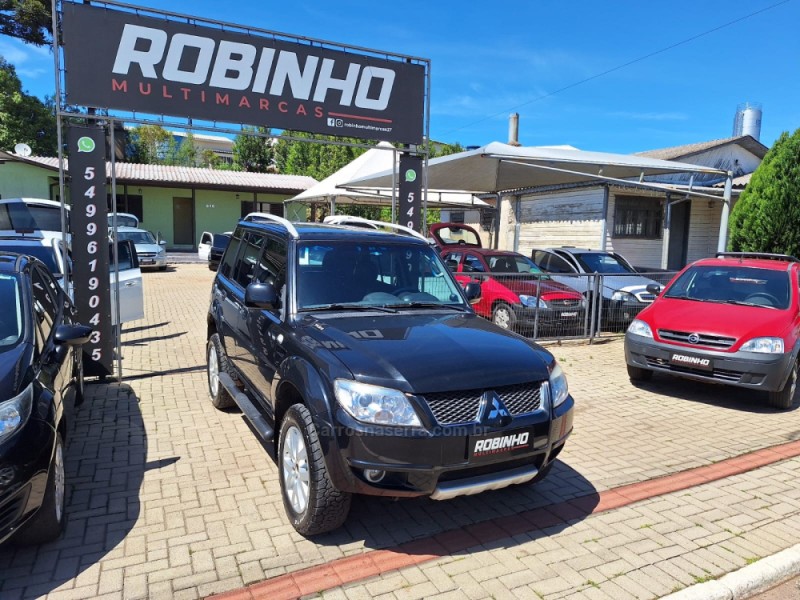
[
  {"left": 740, "top": 337, "right": 785, "bottom": 354},
  {"left": 549, "top": 363, "right": 569, "bottom": 408},
  {"left": 334, "top": 380, "right": 421, "bottom": 427},
  {"left": 611, "top": 290, "right": 636, "bottom": 302},
  {"left": 627, "top": 319, "right": 653, "bottom": 338},
  {"left": 519, "top": 294, "right": 548, "bottom": 309},
  {"left": 0, "top": 383, "right": 34, "bottom": 444}
]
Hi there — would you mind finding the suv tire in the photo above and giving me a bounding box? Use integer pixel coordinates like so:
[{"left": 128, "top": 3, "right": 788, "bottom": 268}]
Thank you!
[
  {"left": 207, "top": 333, "right": 235, "bottom": 409},
  {"left": 768, "top": 359, "right": 798, "bottom": 410},
  {"left": 279, "top": 404, "right": 351, "bottom": 536},
  {"left": 492, "top": 302, "right": 517, "bottom": 331},
  {"left": 627, "top": 364, "right": 653, "bottom": 382},
  {"left": 15, "top": 433, "right": 66, "bottom": 545}
]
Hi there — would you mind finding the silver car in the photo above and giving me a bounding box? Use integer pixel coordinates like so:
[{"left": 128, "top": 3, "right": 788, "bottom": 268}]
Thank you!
[{"left": 114, "top": 226, "right": 167, "bottom": 270}]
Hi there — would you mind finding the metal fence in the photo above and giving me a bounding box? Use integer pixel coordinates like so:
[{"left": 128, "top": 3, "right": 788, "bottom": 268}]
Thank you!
[{"left": 462, "top": 270, "right": 678, "bottom": 341}]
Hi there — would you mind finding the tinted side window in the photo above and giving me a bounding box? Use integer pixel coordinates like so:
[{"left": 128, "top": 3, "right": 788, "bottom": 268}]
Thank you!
[
  {"left": 219, "top": 231, "right": 243, "bottom": 279},
  {"left": 31, "top": 267, "right": 58, "bottom": 341},
  {"left": 254, "top": 237, "right": 288, "bottom": 310},
  {"left": 544, "top": 252, "right": 576, "bottom": 274},
  {"left": 231, "top": 231, "right": 266, "bottom": 289}
]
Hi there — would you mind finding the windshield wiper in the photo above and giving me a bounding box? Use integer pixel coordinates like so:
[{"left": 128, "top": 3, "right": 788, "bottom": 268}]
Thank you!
[
  {"left": 723, "top": 299, "right": 778, "bottom": 309},
  {"left": 300, "top": 303, "right": 398, "bottom": 313},
  {"left": 385, "top": 302, "right": 469, "bottom": 311}
]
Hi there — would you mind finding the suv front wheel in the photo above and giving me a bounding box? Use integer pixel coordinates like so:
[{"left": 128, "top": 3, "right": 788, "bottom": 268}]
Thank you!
[{"left": 279, "top": 404, "right": 351, "bottom": 536}]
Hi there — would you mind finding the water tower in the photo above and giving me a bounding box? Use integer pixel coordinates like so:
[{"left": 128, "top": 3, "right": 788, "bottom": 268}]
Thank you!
[{"left": 732, "top": 102, "right": 762, "bottom": 140}]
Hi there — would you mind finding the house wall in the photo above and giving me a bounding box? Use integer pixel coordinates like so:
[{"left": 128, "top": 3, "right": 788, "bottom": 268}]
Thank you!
[
  {"left": 0, "top": 161, "right": 55, "bottom": 198},
  {"left": 651, "top": 146, "right": 762, "bottom": 186},
  {"left": 0, "top": 160, "right": 296, "bottom": 249},
  {"left": 515, "top": 187, "right": 605, "bottom": 257},
  {"left": 606, "top": 188, "right": 665, "bottom": 267}
]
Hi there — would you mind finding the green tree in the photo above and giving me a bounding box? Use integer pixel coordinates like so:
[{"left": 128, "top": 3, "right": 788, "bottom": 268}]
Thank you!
[
  {"left": 273, "top": 131, "right": 364, "bottom": 180},
  {"left": 728, "top": 129, "right": 800, "bottom": 255},
  {"left": 0, "top": 57, "right": 56, "bottom": 154},
  {"left": 232, "top": 126, "right": 275, "bottom": 172},
  {"left": 126, "top": 125, "right": 171, "bottom": 164},
  {"left": 171, "top": 132, "right": 197, "bottom": 166},
  {"left": 0, "top": 0, "right": 51, "bottom": 46}
]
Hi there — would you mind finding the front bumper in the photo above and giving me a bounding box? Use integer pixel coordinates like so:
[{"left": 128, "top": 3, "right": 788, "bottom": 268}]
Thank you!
[
  {"left": 514, "top": 304, "right": 585, "bottom": 328},
  {"left": 625, "top": 333, "right": 795, "bottom": 392},
  {"left": 324, "top": 395, "right": 574, "bottom": 499},
  {"left": 603, "top": 299, "right": 649, "bottom": 325},
  {"left": 139, "top": 254, "right": 167, "bottom": 268},
  {"left": 0, "top": 419, "right": 55, "bottom": 544}
]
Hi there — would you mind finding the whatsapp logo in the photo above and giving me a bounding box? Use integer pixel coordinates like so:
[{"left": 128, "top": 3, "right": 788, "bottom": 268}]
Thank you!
[
  {"left": 77, "top": 137, "right": 96, "bottom": 153},
  {"left": 404, "top": 169, "right": 417, "bottom": 182}
]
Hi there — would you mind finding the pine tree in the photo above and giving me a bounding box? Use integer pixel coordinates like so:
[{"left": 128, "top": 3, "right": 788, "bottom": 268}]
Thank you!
[{"left": 729, "top": 129, "right": 800, "bottom": 256}]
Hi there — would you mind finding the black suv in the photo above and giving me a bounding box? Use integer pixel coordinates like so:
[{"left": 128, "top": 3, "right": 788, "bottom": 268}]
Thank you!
[{"left": 206, "top": 216, "right": 574, "bottom": 535}]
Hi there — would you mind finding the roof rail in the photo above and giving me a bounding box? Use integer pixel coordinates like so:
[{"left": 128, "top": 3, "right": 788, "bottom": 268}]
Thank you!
[
  {"left": 243, "top": 212, "right": 299, "bottom": 239},
  {"left": 323, "top": 215, "right": 428, "bottom": 242},
  {"left": 715, "top": 252, "right": 800, "bottom": 263}
]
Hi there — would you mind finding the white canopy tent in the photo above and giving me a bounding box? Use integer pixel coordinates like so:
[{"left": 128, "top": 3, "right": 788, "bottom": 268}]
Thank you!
[
  {"left": 286, "top": 141, "right": 489, "bottom": 215},
  {"left": 343, "top": 141, "right": 734, "bottom": 252}
]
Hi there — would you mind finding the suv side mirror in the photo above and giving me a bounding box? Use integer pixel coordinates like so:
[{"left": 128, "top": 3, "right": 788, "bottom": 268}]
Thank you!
[
  {"left": 464, "top": 282, "right": 481, "bottom": 304},
  {"left": 646, "top": 283, "right": 662, "bottom": 295},
  {"left": 245, "top": 282, "right": 279, "bottom": 310}
]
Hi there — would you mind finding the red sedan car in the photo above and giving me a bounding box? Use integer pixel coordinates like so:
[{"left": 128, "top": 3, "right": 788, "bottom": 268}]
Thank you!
[{"left": 442, "top": 247, "right": 585, "bottom": 334}]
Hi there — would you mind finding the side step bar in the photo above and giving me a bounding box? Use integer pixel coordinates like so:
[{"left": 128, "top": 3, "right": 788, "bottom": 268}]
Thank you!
[
  {"left": 218, "top": 372, "right": 274, "bottom": 441},
  {"left": 430, "top": 464, "right": 538, "bottom": 501}
]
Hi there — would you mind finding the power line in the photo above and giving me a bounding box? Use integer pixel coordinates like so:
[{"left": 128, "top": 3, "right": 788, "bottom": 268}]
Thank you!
[{"left": 443, "top": 0, "right": 793, "bottom": 139}]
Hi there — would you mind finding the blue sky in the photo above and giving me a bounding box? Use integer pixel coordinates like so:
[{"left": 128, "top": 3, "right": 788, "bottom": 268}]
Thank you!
[{"left": 1, "top": 0, "right": 798, "bottom": 153}]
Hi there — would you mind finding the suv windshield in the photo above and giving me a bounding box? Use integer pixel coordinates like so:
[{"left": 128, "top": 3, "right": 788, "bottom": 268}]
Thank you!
[
  {"left": 0, "top": 274, "right": 22, "bottom": 348},
  {"left": 572, "top": 252, "right": 635, "bottom": 274},
  {"left": 296, "top": 242, "right": 466, "bottom": 310},
  {"left": 665, "top": 265, "right": 791, "bottom": 309}
]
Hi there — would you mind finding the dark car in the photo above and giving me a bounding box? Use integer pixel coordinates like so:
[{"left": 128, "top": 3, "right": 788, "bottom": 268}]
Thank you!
[
  {"left": 206, "top": 216, "right": 574, "bottom": 536},
  {"left": 441, "top": 248, "right": 585, "bottom": 333},
  {"left": 625, "top": 252, "right": 800, "bottom": 409},
  {"left": 0, "top": 253, "right": 91, "bottom": 545},
  {"left": 208, "top": 233, "right": 231, "bottom": 271}
]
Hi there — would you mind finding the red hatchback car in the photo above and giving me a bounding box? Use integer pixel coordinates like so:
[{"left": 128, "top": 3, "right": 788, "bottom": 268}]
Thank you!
[
  {"left": 625, "top": 252, "right": 800, "bottom": 409},
  {"left": 442, "top": 247, "right": 585, "bottom": 333}
]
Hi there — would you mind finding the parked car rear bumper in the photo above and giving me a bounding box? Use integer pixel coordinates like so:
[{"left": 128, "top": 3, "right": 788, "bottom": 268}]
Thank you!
[{"left": 625, "top": 334, "right": 795, "bottom": 392}]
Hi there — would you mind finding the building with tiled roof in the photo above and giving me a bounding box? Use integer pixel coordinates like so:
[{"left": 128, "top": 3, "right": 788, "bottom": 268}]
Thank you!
[{"left": 0, "top": 151, "right": 316, "bottom": 250}]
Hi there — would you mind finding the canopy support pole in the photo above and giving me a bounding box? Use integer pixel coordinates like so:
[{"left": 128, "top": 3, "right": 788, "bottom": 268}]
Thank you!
[{"left": 717, "top": 171, "right": 733, "bottom": 253}]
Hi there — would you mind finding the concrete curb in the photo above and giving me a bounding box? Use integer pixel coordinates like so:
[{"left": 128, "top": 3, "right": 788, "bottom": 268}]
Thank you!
[{"left": 662, "top": 544, "right": 800, "bottom": 600}]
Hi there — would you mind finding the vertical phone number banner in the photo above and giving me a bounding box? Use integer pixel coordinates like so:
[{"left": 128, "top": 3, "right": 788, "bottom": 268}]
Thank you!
[
  {"left": 398, "top": 154, "right": 423, "bottom": 232},
  {"left": 67, "top": 125, "right": 113, "bottom": 377}
]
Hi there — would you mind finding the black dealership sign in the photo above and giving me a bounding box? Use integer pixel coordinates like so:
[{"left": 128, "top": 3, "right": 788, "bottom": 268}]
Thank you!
[
  {"left": 67, "top": 125, "right": 114, "bottom": 377},
  {"left": 398, "top": 154, "right": 423, "bottom": 232},
  {"left": 61, "top": 3, "right": 425, "bottom": 144}
]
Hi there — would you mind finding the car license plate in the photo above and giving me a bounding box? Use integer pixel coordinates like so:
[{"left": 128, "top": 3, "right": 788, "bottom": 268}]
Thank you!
[
  {"left": 561, "top": 311, "right": 578, "bottom": 318},
  {"left": 469, "top": 429, "right": 533, "bottom": 461},
  {"left": 141, "top": 259, "right": 154, "bottom": 264},
  {"left": 669, "top": 352, "right": 713, "bottom": 372}
]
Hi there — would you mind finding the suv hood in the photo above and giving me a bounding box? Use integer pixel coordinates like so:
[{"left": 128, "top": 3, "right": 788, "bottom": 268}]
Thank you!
[
  {"left": 297, "top": 312, "right": 553, "bottom": 392},
  {"left": 643, "top": 298, "right": 793, "bottom": 344}
]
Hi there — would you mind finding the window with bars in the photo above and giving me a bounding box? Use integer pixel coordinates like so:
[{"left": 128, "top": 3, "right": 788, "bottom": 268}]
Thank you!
[{"left": 613, "top": 195, "right": 663, "bottom": 239}]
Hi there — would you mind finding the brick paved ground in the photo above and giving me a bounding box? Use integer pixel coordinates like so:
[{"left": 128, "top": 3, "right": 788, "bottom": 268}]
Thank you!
[{"left": 1, "top": 263, "right": 800, "bottom": 599}]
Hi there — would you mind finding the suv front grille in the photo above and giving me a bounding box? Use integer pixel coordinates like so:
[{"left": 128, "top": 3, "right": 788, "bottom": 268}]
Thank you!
[
  {"left": 658, "top": 329, "right": 736, "bottom": 349},
  {"left": 422, "top": 383, "right": 542, "bottom": 425}
]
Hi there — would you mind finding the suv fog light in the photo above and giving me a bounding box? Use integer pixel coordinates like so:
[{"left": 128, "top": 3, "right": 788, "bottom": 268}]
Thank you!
[{"left": 364, "top": 469, "right": 386, "bottom": 483}]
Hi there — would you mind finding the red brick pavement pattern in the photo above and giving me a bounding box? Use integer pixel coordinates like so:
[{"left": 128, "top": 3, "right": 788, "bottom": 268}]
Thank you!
[{"left": 209, "top": 439, "right": 800, "bottom": 600}]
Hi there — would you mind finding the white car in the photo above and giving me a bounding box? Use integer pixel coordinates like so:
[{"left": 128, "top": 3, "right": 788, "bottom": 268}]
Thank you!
[
  {"left": 107, "top": 212, "right": 140, "bottom": 228},
  {"left": 198, "top": 230, "right": 232, "bottom": 261},
  {"left": 0, "top": 198, "right": 69, "bottom": 238},
  {"left": 0, "top": 235, "right": 144, "bottom": 324},
  {"left": 113, "top": 226, "right": 168, "bottom": 270}
]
